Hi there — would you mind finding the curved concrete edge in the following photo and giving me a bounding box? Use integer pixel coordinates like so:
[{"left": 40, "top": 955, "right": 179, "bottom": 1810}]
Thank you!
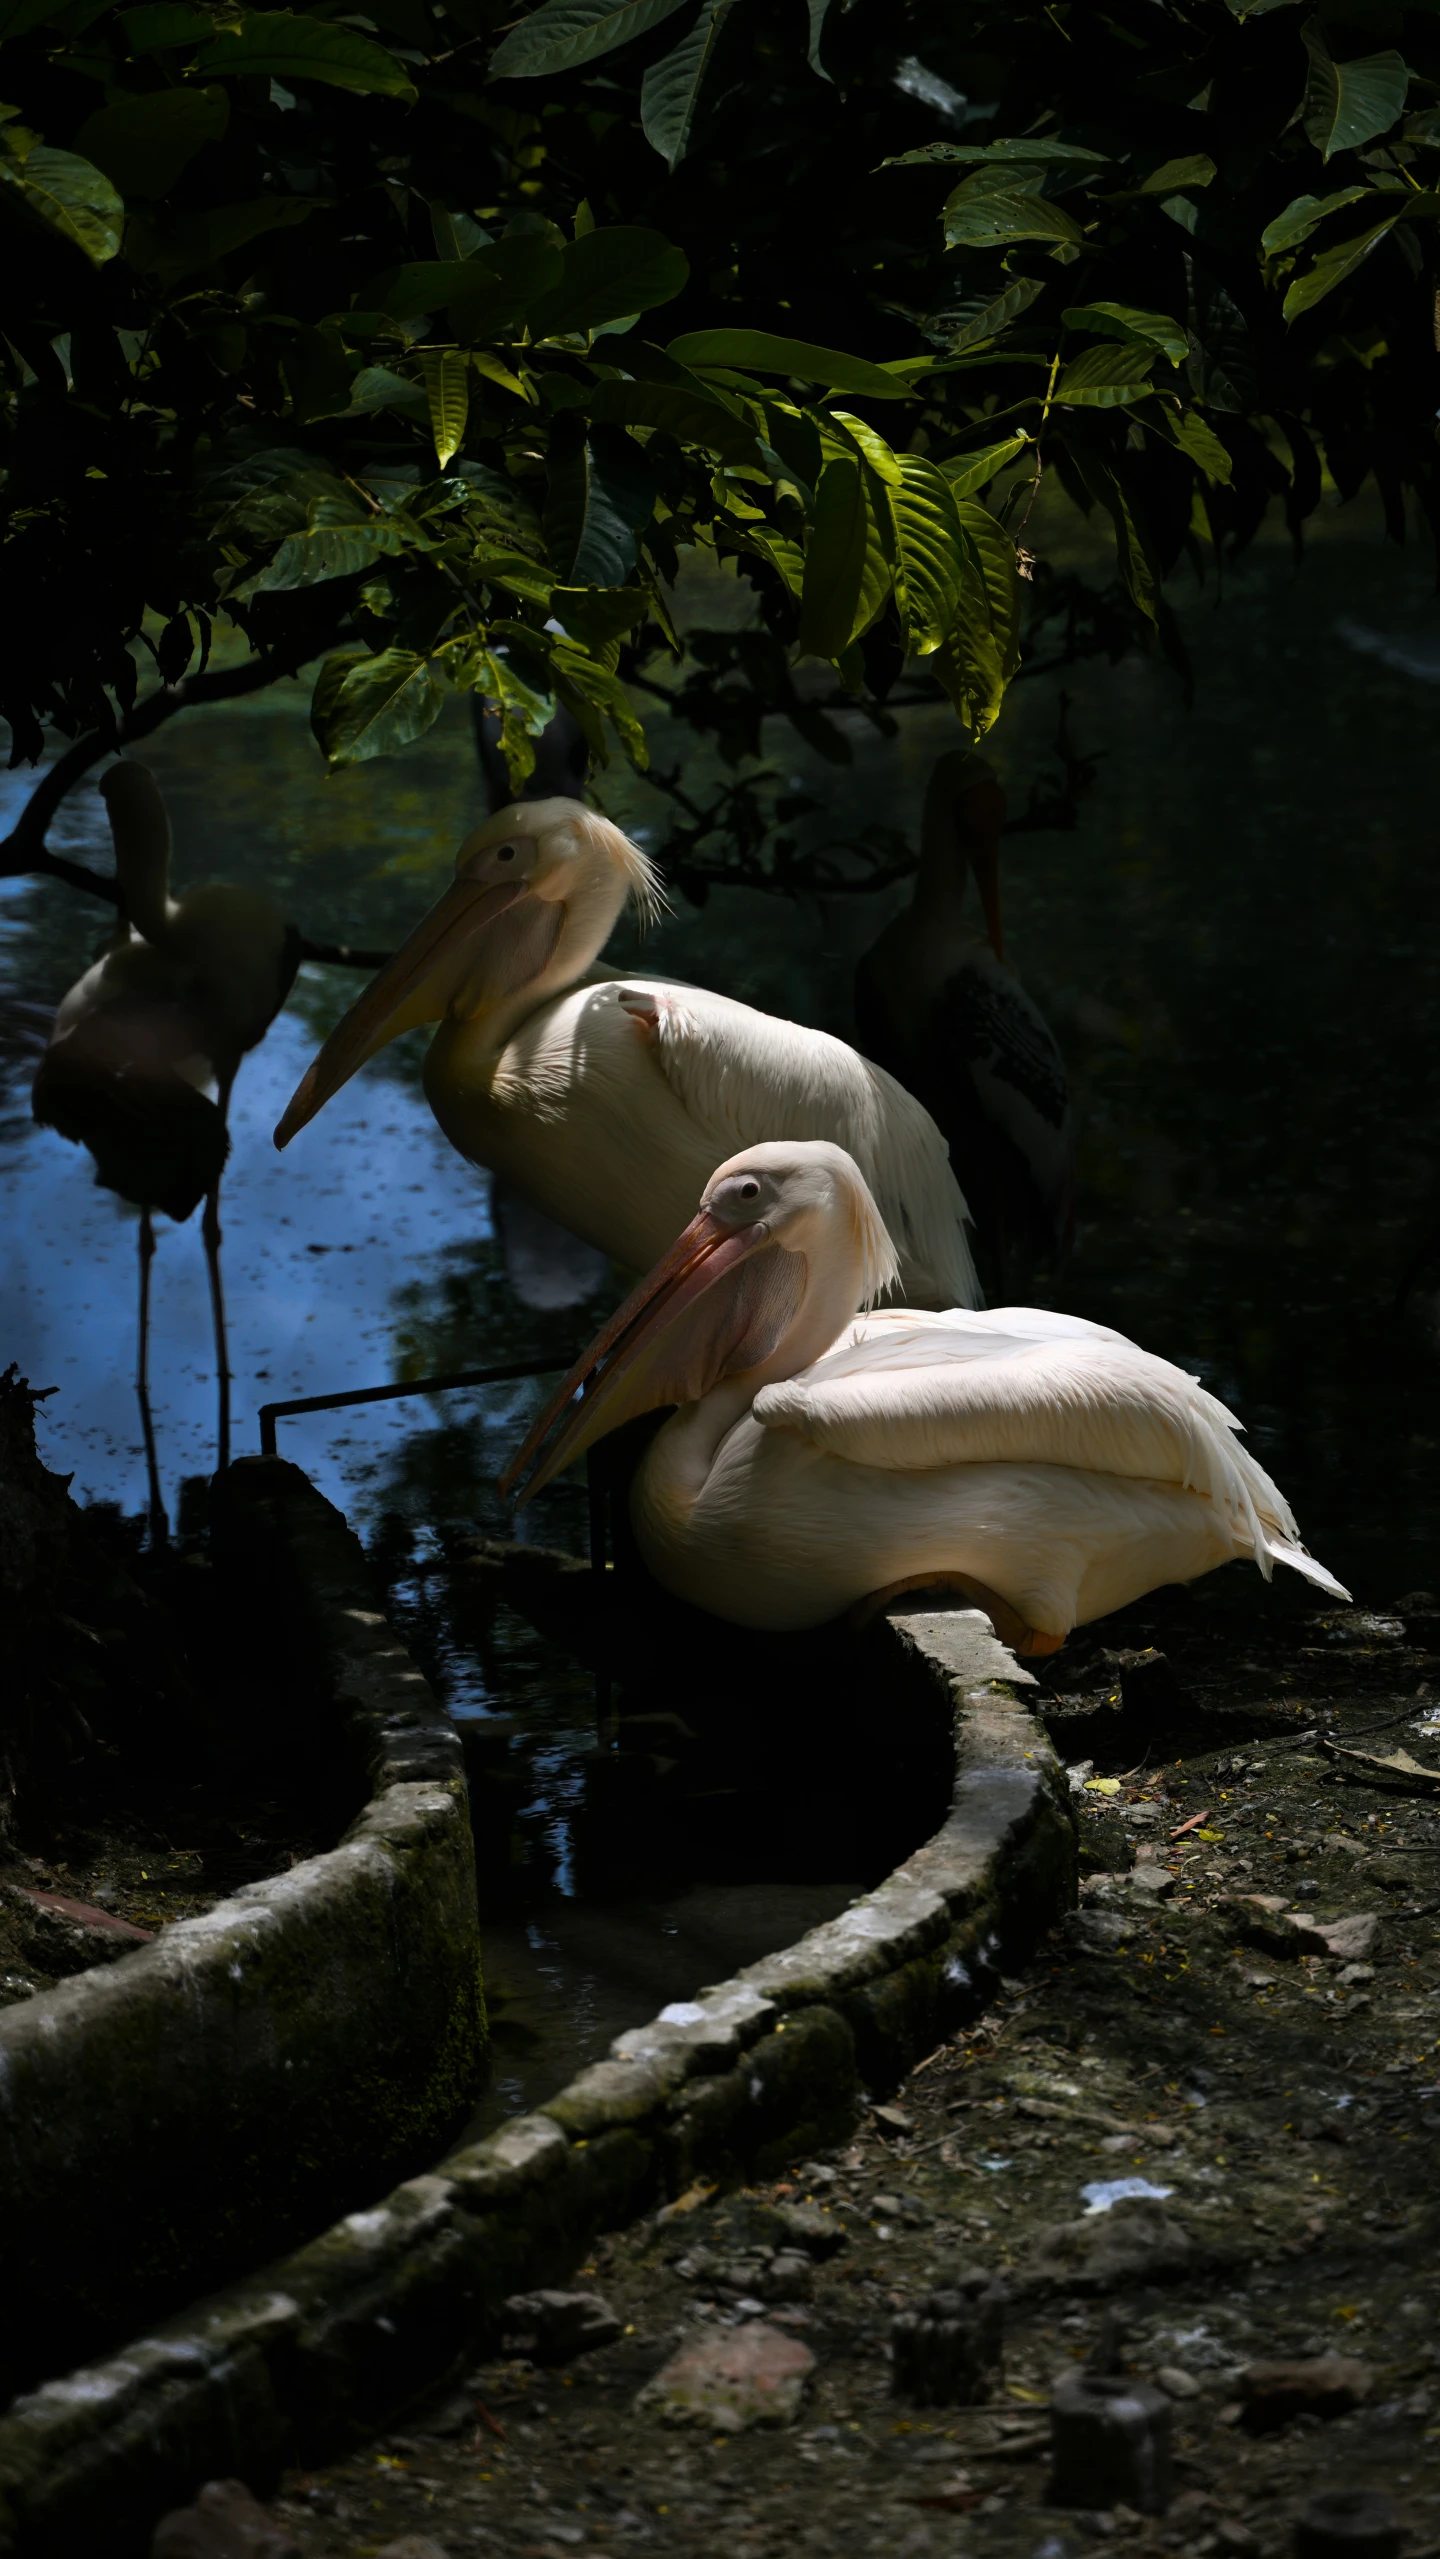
[
  {"left": 0, "top": 1601, "right": 1075, "bottom": 2558},
  {"left": 0, "top": 1459, "right": 485, "bottom": 2400}
]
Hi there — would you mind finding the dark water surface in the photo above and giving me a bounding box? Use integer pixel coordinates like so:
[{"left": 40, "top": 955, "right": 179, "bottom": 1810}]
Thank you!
[{"left": 3, "top": 490, "right": 1437, "bottom": 2115}]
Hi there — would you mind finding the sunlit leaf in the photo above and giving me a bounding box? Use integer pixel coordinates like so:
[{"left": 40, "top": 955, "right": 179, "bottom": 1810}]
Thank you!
[
  {"left": 935, "top": 276, "right": 1045, "bottom": 354},
  {"left": 343, "top": 363, "right": 429, "bottom": 416},
  {"left": 668, "top": 327, "right": 913, "bottom": 399},
  {"left": 421, "top": 348, "right": 469, "bottom": 468},
  {"left": 954, "top": 500, "right": 1020, "bottom": 681},
  {"left": 1063, "top": 300, "right": 1188, "bottom": 365},
  {"left": 231, "top": 517, "right": 411, "bottom": 598},
  {"left": 311, "top": 647, "right": 446, "bottom": 766},
  {"left": 490, "top": 0, "right": 691, "bottom": 79},
  {"left": 938, "top": 434, "right": 1030, "bottom": 498},
  {"left": 882, "top": 135, "right": 1109, "bottom": 171},
  {"left": 806, "top": 0, "right": 831, "bottom": 80},
  {"left": 942, "top": 185, "right": 1084, "bottom": 251},
  {"left": 1160, "top": 406, "right": 1233, "bottom": 484},
  {"left": 526, "top": 226, "right": 689, "bottom": 334},
  {"left": 826, "top": 409, "right": 902, "bottom": 486},
  {"left": 1134, "top": 153, "right": 1216, "bottom": 193},
  {"left": 549, "top": 642, "right": 648, "bottom": 766},
  {"left": 640, "top": 0, "right": 736, "bottom": 169},
  {"left": 887, "top": 455, "right": 964, "bottom": 655},
  {"left": 0, "top": 144, "right": 122, "bottom": 261},
  {"left": 1261, "top": 186, "right": 1373, "bottom": 255},
  {"left": 197, "top": 12, "right": 417, "bottom": 100},
  {"left": 1053, "top": 341, "right": 1157, "bottom": 405},
  {"left": 74, "top": 85, "right": 227, "bottom": 198},
  {"left": 1302, "top": 25, "right": 1409, "bottom": 160}
]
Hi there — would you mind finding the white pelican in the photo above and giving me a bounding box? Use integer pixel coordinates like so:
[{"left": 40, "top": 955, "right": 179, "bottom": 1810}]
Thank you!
[
  {"left": 504, "top": 1140, "right": 1348, "bottom": 1648},
  {"left": 273, "top": 800, "right": 980, "bottom": 1312},
  {"left": 854, "top": 749, "right": 1074, "bottom": 1294},
  {"left": 32, "top": 762, "right": 299, "bottom": 1535}
]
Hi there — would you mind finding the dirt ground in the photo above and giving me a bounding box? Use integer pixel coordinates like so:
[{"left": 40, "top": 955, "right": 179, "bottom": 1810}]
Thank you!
[{"left": 244, "top": 1585, "right": 1440, "bottom": 2559}]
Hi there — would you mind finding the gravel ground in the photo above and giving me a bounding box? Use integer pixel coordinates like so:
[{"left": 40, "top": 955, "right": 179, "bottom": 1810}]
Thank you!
[{"left": 177, "top": 1584, "right": 1440, "bottom": 2559}]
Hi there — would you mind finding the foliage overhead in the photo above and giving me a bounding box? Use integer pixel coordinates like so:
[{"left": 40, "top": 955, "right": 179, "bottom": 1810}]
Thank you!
[{"left": 2, "top": 0, "right": 1439, "bottom": 890}]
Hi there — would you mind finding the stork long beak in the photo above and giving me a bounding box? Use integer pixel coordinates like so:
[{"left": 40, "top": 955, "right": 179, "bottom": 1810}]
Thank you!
[
  {"left": 958, "top": 779, "right": 1007, "bottom": 964},
  {"left": 274, "top": 875, "right": 527, "bottom": 1148},
  {"left": 501, "top": 1206, "right": 769, "bottom": 1507}
]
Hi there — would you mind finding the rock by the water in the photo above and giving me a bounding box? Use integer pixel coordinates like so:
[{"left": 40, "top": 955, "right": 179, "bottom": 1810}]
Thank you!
[
  {"left": 1023, "top": 2195, "right": 1196, "bottom": 2293},
  {"left": 501, "top": 2289, "right": 622, "bottom": 2362},
  {"left": 638, "top": 2320, "right": 815, "bottom": 2431},
  {"left": 1238, "top": 2354, "right": 1373, "bottom": 2430},
  {"left": 151, "top": 2478, "right": 299, "bottom": 2559}
]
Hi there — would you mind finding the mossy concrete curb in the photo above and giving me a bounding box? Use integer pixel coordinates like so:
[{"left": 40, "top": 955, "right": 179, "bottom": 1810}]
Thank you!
[
  {"left": 0, "top": 1598, "right": 1073, "bottom": 2557},
  {"left": 0, "top": 1458, "right": 485, "bottom": 2404}
]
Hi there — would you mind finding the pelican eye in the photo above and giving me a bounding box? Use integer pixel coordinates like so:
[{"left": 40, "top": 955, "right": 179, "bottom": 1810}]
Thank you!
[
  {"left": 738, "top": 1179, "right": 760, "bottom": 1198},
  {"left": 495, "top": 843, "right": 518, "bottom": 863}
]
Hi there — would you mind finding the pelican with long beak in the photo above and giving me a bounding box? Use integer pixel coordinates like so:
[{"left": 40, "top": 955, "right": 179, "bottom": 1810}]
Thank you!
[
  {"left": 504, "top": 1140, "right": 1349, "bottom": 1645},
  {"left": 275, "top": 801, "right": 980, "bottom": 1310}
]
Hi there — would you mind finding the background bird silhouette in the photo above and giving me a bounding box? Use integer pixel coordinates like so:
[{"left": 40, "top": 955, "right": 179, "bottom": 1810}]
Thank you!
[
  {"left": 855, "top": 748, "right": 1074, "bottom": 1301},
  {"left": 32, "top": 762, "right": 299, "bottom": 1541}
]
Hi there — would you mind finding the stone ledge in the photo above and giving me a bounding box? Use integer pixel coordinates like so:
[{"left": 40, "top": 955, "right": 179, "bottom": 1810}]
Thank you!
[
  {"left": 0, "top": 1459, "right": 485, "bottom": 2406},
  {"left": 0, "top": 1598, "right": 1074, "bottom": 2557}
]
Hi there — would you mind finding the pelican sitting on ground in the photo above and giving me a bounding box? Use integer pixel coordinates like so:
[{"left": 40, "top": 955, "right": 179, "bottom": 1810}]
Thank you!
[
  {"left": 855, "top": 749, "right": 1074, "bottom": 1296},
  {"left": 275, "top": 801, "right": 979, "bottom": 1310},
  {"left": 32, "top": 762, "right": 299, "bottom": 1537},
  {"left": 505, "top": 1141, "right": 1348, "bottom": 1646}
]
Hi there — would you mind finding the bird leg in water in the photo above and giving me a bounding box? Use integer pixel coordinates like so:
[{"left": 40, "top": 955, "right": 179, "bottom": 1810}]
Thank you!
[
  {"left": 136, "top": 1207, "right": 169, "bottom": 1549},
  {"left": 848, "top": 1568, "right": 1064, "bottom": 1657},
  {"left": 203, "top": 1074, "right": 233, "bottom": 1475}
]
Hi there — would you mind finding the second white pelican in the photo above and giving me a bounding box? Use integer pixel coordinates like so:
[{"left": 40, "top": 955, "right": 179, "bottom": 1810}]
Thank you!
[
  {"left": 274, "top": 801, "right": 980, "bottom": 1311},
  {"left": 505, "top": 1140, "right": 1348, "bottom": 1648}
]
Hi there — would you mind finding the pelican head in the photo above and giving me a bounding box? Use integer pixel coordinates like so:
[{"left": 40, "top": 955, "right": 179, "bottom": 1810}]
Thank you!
[
  {"left": 274, "top": 799, "right": 663, "bottom": 1148},
  {"left": 503, "top": 1138, "right": 897, "bottom": 1503}
]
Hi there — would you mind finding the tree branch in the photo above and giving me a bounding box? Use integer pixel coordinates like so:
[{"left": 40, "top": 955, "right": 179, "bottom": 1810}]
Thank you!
[{"left": 0, "top": 637, "right": 346, "bottom": 880}]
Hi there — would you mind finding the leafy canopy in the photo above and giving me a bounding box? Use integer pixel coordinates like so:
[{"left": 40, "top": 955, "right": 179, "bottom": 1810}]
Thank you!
[{"left": 2, "top": 0, "right": 1439, "bottom": 835}]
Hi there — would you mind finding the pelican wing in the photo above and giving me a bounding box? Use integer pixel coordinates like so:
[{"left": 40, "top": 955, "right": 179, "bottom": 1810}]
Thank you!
[
  {"left": 754, "top": 1323, "right": 1347, "bottom": 1593},
  {"left": 624, "top": 981, "right": 981, "bottom": 1309}
]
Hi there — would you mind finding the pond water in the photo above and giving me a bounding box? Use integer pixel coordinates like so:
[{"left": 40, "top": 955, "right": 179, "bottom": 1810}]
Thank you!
[{"left": 3, "top": 488, "right": 1437, "bottom": 2119}]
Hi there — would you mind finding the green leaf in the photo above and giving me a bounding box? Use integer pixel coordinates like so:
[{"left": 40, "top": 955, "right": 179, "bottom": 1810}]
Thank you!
[
  {"left": 1068, "top": 442, "right": 1158, "bottom": 624},
  {"left": 571, "top": 374, "right": 758, "bottom": 462},
  {"left": 544, "top": 422, "right": 654, "bottom": 585},
  {"left": 0, "top": 144, "right": 122, "bottom": 261},
  {"left": 125, "top": 193, "right": 325, "bottom": 285},
  {"left": 1261, "top": 185, "right": 1372, "bottom": 254},
  {"left": 883, "top": 136, "right": 1109, "bottom": 171},
  {"left": 1135, "top": 153, "right": 1216, "bottom": 193},
  {"left": 1282, "top": 212, "right": 1402, "bottom": 318},
  {"left": 448, "top": 644, "right": 553, "bottom": 791},
  {"left": 806, "top": 0, "right": 831, "bottom": 80},
  {"left": 311, "top": 648, "right": 446, "bottom": 767},
  {"left": 954, "top": 500, "right": 1020, "bottom": 678},
  {"left": 344, "top": 362, "right": 429, "bottom": 415},
  {"left": 667, "top": 327, "right": 913, "bottom": 400},
  {"left": 938, "top": 434, "right": 1030, "bottom": 498},
  {"left": 797, "top": 454, "right": 869, "bottom": 658},
  {"left": 526, "top": 226, "right": 689, "bottom": 334},
  {"left": 207, "top": 447, "right": 353, "bottom": 543},
  {"left": 197, "top": 12, "right": 417, "bottom": 100},
  {"left": 551, "top": 583, "right": 648, "bottom": 651},
  {"left": 938, "top": 276, "right": 1045, "bottom": 354},
  {"left": 1063, "top": 300, "right": 1188, "bottom": 365},
  {"left": 942, "top": 186, "right": 1084, "bottom": 251},
  {"left": 119, "top": 3, "right": 211, "bottom": 51},
  {"left": 231, "top": 517, "right": 412, "bottom": 599},
  {"left": 473, "top": 549, "right": 554, "bottom": 608},
  {"left": 548, "top": 642, "right": 648, "bottom": 767},
  {"left": 886, "top": 455, "right": 965, "bottom": 655},
  {"left": 1053, "top": 341, "right": 1157, "bottom": 405},
  {"left": 640, "top": 0, "right": 736, "bottom": 169},
  {"left": 490, "top": 0, "right": 691, "bottom": 77},
  {"left": 930, "top": 504, "right": 1020, "bottom": 737},
  {"left": 826, "top": 408, "right": 901, "bottom": 486},
  {"left": 1162, "top": 406, "right": 1233, "bottom": 484},
  {"left": 1302, "top": 25, "right": 1409, "bottom": 161},
  {"left": 431, "top": 202, "right": 491, "bottom": 262},
  {"left": 74, "top": 86, "right": 227, "bottom": 199},
  {"left": 421, "top": 348, "right": 469, "bottom": 468}
]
